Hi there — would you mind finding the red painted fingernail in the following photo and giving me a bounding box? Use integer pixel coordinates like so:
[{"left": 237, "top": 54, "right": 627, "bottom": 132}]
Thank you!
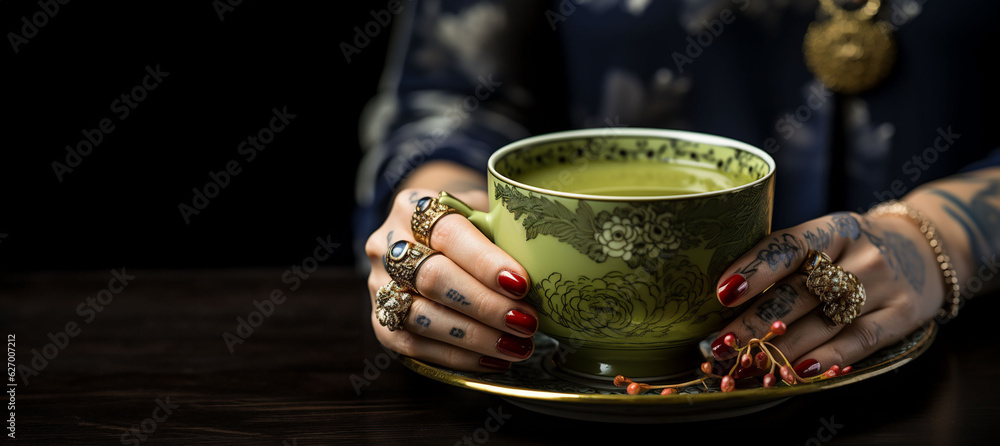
[
  {"left": 718, "top": 274, "right": 748, "bottom": 306},
  {"left": 505, "top": 309, "right": 538, "bottom": 336},
  {"left": 711, "top": 332, "right": 739, "bottom": 360},
  {"left": 794, "top": 358, "right": 822, "bottom": 378},
  {"left": 496, "top": 333, "right": 533, "bottom": 359},
  {"left": 498, "top": 270, "right": 528, "bottom": 297},
  {"left": 479, "top": 356, "right": 511, "bottom": 371}
]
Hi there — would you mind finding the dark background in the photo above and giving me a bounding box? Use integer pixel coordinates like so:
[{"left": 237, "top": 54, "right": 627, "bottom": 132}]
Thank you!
[{"left": 2, "top": 0, "right": 393, "bottom": 271}]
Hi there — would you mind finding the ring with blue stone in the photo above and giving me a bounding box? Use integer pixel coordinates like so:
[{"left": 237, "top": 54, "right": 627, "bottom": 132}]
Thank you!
[
  {"left": 383, "top": 240, "right": 441, "bottom": 292},
  {"left": 411, "top": 192, "right": 460, "bottom": 249}
]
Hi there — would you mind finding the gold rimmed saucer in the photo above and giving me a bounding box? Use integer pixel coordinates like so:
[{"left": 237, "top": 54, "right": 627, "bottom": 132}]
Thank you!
[{"left": 400, "top": 322, "right": 936, "bottom": 423}]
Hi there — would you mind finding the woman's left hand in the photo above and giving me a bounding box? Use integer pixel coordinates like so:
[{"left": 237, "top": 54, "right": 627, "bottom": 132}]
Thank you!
[{"left": 712, "top": 211, "right": 946, "bottom": 377}]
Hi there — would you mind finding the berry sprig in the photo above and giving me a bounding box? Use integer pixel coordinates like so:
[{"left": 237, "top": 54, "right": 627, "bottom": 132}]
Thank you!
[{"left": 613, "top": 321, "right": 853, "bottom": 395}]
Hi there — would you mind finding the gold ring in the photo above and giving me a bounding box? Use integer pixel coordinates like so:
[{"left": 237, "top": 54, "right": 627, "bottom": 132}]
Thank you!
[
  {"left": 800, "top": 250, "right": 866, "bottom": 325},
  {"left": 384, "top": 240, "right": 441, "bottom": 292},
  {"left": 376, "top": 280, "right": 414, "bottom": 332},
  {"left": 411, "top": 192, "right": 460, "bottom": 249}
]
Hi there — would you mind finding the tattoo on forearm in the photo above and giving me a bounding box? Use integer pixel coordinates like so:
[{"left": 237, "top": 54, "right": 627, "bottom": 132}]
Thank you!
[
  {"left": 415, "top": 315, "right": 431, "bottom": 327},
  {"left": 929, "top": 177, "right": 1000, "bottom": 270},
  {"left": 755, "top": 284, "right": 799, "bottom": 323},
  {"left": 446, "top": 289, "right": 472, "bottom": 306},
  {"left": 449, "top": 327, "right": 465, "bottom": 338}
]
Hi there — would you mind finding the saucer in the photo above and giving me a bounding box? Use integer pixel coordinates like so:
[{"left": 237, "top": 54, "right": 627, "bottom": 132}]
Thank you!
[{"left": 399, "top": 321, "right": 936, "bottom": 423}]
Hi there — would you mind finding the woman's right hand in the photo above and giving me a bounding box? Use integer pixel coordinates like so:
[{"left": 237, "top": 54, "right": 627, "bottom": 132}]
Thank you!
[{"left": 364, "top": 187, "right": 538, "bottom": 372}]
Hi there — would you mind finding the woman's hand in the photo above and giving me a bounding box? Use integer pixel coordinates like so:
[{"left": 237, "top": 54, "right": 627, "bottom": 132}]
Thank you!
[
  {"left": 364, "top": 187, "right": 538, "bottom": 372},
  {"left": 711, "top": 211, "right": 946, "bottom": 376}
]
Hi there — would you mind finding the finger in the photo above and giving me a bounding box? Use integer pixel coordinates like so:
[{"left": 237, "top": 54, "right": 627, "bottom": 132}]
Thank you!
[
  {"left": 371, "top": 313, "right": 512, "bottom": 372},
  {"left": 711, "top": 278, "right": 819, "bottom": 359},
  {"left": 424, "top": 205, "right": 531, "bottom": 300},
  {"left": 784, "top": 304, "right": 922, "bottom": 375},
  {"left": 715, "top": 212, "right": 866, "bottom": 307},
  {"left": 766, "top": 308, "right": 845, "bottom": 374},
  {"left": 412, "top": 252, "right": 539, "bottom": 337},
  {"left": 404, "top": 297, "right": 534, "bottom": 361}
]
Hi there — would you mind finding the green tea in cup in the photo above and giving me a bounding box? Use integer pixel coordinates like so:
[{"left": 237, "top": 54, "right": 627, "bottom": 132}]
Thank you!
[{"left": 442, "top": 128, "right": 775, "bottom": 379}]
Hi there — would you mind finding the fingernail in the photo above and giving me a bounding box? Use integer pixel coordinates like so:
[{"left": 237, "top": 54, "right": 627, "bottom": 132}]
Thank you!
[
  {"left": 505, "top": 309, "right": 538, "bottom": 336},
  {"left": 496, "top": 333, "right": 533, "bottom": 359},
  {"left": 794, "top": 358, "right": 822, "bottom": 378},
  {"left": 498, "top": 270, "right": 528, "bottom": 297},
  {"left": 479, "top": 356, "right": 511, "bottom": 371},
  {"left": 711, "top": 332, "right": 739, "bottom": 360},
  {"left": 718, "top": 274, "right": 748, "bottom": 306}
]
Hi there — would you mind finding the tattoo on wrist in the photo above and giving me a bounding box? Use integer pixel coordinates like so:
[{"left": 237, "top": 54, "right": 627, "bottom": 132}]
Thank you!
[{"left": 929, "top": 176, "right": 1000, "bottom": 271}]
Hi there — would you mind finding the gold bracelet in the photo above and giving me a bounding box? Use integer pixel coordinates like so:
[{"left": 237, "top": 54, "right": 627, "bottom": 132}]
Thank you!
[{"left": 868, "top": 200, "right": 961, "bottom": 321}]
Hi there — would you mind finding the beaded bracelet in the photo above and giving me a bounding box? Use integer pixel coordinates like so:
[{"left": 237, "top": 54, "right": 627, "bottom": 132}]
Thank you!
[{"left": 868, "top": 200, "right": 962, "bottom": 321}]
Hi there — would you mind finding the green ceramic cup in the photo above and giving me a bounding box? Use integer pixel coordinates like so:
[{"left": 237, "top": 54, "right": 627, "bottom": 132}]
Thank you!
[{"left": 439, "top": 128, "right": 775, "bottom": 379}]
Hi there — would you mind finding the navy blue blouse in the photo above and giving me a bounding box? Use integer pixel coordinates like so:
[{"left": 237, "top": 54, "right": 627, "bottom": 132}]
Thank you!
[{"left": 355, "top": 0, "right": 1000, "bottom": 255}]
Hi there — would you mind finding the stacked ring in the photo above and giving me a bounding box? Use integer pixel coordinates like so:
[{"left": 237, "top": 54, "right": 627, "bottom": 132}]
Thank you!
[
  {"left": 383, "top": 240, "right": 441, "bottom": 292},
  {"left": 411, "top": 193, "right": 460, "bottom": 249},
  {"left": 800, "top": 250, "right": 867, "bottom": 325},
  {"left": 376, "top": 280, "right": 414, "bottom": 332}
]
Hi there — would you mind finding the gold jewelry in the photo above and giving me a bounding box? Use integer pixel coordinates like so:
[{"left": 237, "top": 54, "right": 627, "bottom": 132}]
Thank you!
[
  {"left": 803, "top": 0, "right": 896, "bottom": 94},
  {"left": 800, "top": 250, "right": 867, "bottom": 325},
  {"left": 384, "top": 240, "right": 441, "bottom": 292},
  {"left": 411, "top": 192, "right": 460, "bottom": 249},
  {"left": 868, "top": 200, "right": 961, "bottom": 321},
  {"left": 376, "top": 280, "right": 414, "bottom": 332}
]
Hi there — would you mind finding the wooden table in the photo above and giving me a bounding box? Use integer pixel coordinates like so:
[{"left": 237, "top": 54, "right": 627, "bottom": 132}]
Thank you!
[{"left": 3, "top": 267, "right": 998, "bottom": 444}]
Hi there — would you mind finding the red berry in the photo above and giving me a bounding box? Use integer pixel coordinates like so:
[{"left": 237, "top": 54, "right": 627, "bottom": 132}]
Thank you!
[
  {"left": 829, "top": 365, "right": 841, "bottom": 376},
  {"left": 721, "top": 375, "right": 735, "bottom": 392},
  {"left": 613, "top": 375, "right": 629, "bottom": 387},
  {"left": 733, "top": 363, "right": 762, "bottom": 379},
  {"left": 842, "top": 366, "right": 853, "bottom": 374},
  {"left": 723, "top": 332, "right": 738, "bottom": 348},
  {"left": 740, "top": 353, "right": 752, "bottom": 368},
  {"left": 755, "top": 351, "right": 769, "bottom": 370},
  {"left": 780, "top": 365, "right": 795, "bottom": 384},
  {"left": 770, "top": 321, "right": 787, "bottom": 336},
  {"left": 823, "top": 369, "right": 837, "bottom": 378},
  {"left": 626, "top": 382, "right": 650, "bottom": 395},
  {"left": 762, "top": 373, "right": 776, "bottom": 388},
  {"left": 701, "top": 362, "right": 713, "bottom": 375},
  {"left": 712, "top": 333, "right": 738, "bottom": 360},
  {"left": 661, "top": 388, "right": 678, "bottom": 395}
]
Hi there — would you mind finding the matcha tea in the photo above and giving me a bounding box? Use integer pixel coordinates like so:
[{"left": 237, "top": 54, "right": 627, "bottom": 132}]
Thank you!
[{"left": 514, "top": 161, "right": 753, "bottom": 196}]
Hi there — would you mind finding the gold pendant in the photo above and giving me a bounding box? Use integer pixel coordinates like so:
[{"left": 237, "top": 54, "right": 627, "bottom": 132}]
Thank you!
[{"left": 803, "top": 0, "right": 896, "bottom": 94}]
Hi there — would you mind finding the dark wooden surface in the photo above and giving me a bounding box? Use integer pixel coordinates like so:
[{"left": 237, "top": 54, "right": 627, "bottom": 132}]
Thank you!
[{"left": 2, "top": 267, "right": 999, "bottom": 445}]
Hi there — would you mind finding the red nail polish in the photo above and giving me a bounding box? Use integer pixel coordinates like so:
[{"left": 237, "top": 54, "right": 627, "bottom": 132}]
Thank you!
[
  {"left": 505, "top": 310, "right": 538, "bottom": 336},
  {"left": 711, "top": 332, "right": 739, "bottom": 360},
  {"left": 718, "top": 274, "right": 748, "bottom": 306},
  {"left": 496, "top": 333, "right": 533, "bottom": 359},
  {"left": 479, "top": 356, "right": 511, "bottom": 371},
  {"left": 794, "top": 358, "right": 822, "bottom": 378},
  {"left": 498, "top": 270, "right": 528, "bottom": 297}
]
